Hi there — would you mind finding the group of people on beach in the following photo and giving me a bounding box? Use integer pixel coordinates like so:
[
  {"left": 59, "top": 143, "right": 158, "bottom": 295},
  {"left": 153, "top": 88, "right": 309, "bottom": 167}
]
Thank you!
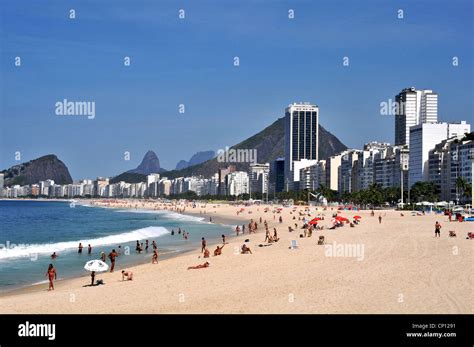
[{"left": 171, "top": 227, "right": 190, "bottom": 240}]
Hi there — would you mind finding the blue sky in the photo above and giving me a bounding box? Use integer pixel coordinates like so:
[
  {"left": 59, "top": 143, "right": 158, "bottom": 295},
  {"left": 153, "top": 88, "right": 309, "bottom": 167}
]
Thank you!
[{"left": 1, "top": 0, "right": 472, "bottom": 180}]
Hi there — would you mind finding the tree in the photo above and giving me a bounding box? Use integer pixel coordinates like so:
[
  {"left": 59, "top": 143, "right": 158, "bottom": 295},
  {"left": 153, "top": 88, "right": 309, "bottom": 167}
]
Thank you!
[
  {"left": 455, "top": 176, "right": 472, "bottom": 203},
  {"left": 410, "top": 182, "right": 439, "bottom": 202}
]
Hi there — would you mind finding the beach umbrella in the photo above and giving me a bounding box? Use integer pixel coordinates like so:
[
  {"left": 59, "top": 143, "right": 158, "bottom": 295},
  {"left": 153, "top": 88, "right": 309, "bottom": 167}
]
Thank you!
[
  {"left": 335, "top": 216, "right": 349, "bottom": 223},
  {"left": 354, "top": 216, "right": 362, "bottom": 219},
  {"left": 309, "top": 217, "right": 322, "bottom": 225},
  {"left": 84, "top": 260, "right": 109, "bottom": 273}
]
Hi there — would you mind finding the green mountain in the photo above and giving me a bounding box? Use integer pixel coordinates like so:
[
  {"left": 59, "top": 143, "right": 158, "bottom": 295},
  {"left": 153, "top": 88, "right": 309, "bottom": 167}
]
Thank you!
[
  {"left": 1, "top": 154, "right": 73, "bottom": 187},
  {"left": 111, "top": 117, "right": 346, "bottom": 182}
]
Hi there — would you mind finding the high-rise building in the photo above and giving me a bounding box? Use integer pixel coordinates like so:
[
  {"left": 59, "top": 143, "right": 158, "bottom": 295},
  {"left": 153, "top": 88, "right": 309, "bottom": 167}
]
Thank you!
[
  {"left": 338, "top": 150, "right": 360, "bottom": 193},
  {"left": 325, "top": 153, "right": 342, "bottom": 191},
  {"left": 374, "top": 145, "right": 409, "bottom": 189},
  {"left": 249, "top": 163, "right": 270, "bottom": 195},
  {"left": 429, "top": 133, "right": 473, "bottom": 203},
  {"left": 218, "top": 165, "right": 236, "bottom": 195},
  {"left": 356, "top": 142, "right": 392, "bottom": 191},
  {"left": 409, "top": 121, "right": 470, "bottom": 186},
  {"left": 284, "top": 102, "right": 319, "bottom": 189},
  {"left": 146, "top": 173, "right": 160, "bottom": 197},
  {"left": 299, "top": 160, "right": 326, "bottom": 191},
  {"left": 225, "top": 171, "right": 249, "bottom": 196},
  {"left": 395, "top": 87, "right": 438, "bottom": 146},
  {"left": 0, "top": 173, "right": 4, "bottom": 188},
  {"left": 270, "top": 158, "right": 285, "bottom": 193}
]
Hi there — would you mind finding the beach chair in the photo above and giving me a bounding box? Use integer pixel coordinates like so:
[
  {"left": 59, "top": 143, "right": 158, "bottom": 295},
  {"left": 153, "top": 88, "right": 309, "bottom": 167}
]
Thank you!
[
  {"left": 290, "top": 240, "right": 298, "bottom": 249},
  {"left": 317, "top": 235, "right": 325, "bottom": 245}
]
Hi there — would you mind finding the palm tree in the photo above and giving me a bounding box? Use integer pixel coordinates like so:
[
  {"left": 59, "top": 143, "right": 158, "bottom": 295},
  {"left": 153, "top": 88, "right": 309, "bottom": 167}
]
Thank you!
[{"left": 455, "top": 177, "right": 471, "bottom": 203}]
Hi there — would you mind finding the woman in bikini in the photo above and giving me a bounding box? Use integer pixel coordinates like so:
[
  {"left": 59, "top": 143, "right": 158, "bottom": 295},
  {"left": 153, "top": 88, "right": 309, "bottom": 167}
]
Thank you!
[
  {"left": 152, "top": 249, "right": 158, "bottom": 264},
  {"left": 46, "top": 264, "right": 57, "bottom": 291}
]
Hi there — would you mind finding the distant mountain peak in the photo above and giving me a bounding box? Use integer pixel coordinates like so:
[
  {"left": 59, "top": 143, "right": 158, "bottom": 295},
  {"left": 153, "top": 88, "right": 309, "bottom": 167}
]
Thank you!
[
  {"left": 175, "top": 150, "right": 215, "bottom": 170},
  {"left": 127, "top": 150, "right": 163, "bottom": 175},
  {"left": 1, "top": 154, "right": 73, "bottom": 187}
]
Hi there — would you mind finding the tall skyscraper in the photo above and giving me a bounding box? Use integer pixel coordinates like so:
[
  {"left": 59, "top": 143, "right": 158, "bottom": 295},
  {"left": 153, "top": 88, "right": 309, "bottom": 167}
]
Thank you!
[
  {"left": 284, "top": 102, "right": 319, "bottom": 189},
  {"left": 395, "top": 87, "right": 438, "bottom": 146}
]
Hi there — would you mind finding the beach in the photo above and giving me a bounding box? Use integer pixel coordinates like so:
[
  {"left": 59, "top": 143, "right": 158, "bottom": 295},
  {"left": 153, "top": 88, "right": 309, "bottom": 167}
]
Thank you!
[{"left": 0, "top": 201, "right": 473, "bottom": 314}]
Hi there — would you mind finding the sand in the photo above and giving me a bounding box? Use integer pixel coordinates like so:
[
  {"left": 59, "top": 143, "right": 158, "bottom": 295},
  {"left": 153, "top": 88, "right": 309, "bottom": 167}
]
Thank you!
[{"left": 1, "top": 201, "right": 473, "bottom": 314}]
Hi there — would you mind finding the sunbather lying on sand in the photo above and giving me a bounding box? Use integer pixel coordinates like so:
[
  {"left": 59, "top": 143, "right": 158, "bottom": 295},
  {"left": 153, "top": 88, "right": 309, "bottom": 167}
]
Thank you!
[
  {"left": 188, "top": 262, "right": 210, "bottom": 270},
  {"left": 121, "top": 270, "right": 133, "bottom": 281}
]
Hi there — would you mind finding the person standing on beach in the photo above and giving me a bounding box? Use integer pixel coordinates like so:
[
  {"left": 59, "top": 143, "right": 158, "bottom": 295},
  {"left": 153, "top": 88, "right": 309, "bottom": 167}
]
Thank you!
[
  {"left": 152, "top": 240, "right": 157, "bottom": 250},
  {"left": 201, "top": 237, "right": 207, "bottom": 253},
  {"left": 46, "top": 264, "right": 57, "bottom": 291},
  {"left": 78, "top": 243, "right": 83, "bottom": 254},
  {"left": 435, "top": 221, "right": 442, "bottom": 237},
  {"left": 108, "top": 249, "right": 118, "bottom": 272},
  {"left": 90, "top": 271, "right": 95, "bottom": 286},
  {"left": 242, "top": 224, "right": 245, "bottom": 234},
  {"left": 378, "top": 215, "right": 382, "bottom": 224},
  {"left": 145, "top": 240, "right": 149, "bottom": 252},
  {"left": 152, "top": 249, "right": 158, "bottom": 264},
  {"left": 100, "top": 251, "right": 106, "bottom": 262},
  {"left": 88, "top": 244, "right": 92, "bottom": 255},
  {"left": 264, "top": 229, "right": 270, "bottom": 242},
  {"left": 279, "top": 216, "right": 283, "bottom": 224}
]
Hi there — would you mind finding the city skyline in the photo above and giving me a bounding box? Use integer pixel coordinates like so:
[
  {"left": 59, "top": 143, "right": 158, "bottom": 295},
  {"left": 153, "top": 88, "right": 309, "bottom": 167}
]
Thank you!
[{"left": 1, "top": 0, "right": 473, "bottom": 180}]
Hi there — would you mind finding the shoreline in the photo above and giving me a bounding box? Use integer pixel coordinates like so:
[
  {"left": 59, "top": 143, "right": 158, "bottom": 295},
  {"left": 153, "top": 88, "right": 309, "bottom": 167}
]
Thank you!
[
  {"left": 0, "top": 200, "right": 246, "bottom": 299},
  {"left": 1, "top": 200, "right": 472, "bottom": 314}
]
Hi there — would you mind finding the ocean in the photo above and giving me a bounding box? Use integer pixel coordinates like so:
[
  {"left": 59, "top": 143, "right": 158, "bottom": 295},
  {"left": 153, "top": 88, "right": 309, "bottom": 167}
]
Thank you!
[{"left": 0, "top": 200, "right": 235, "bottom": 292}]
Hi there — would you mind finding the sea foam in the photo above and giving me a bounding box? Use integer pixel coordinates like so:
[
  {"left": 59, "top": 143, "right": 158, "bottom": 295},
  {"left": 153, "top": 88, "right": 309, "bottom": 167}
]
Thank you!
[{"left": 0, "top": 226, "right": 169, "bottom": 260}]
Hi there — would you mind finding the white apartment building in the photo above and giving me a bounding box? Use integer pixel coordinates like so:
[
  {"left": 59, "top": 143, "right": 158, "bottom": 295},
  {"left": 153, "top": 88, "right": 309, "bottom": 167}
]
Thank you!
[
  {"left": 429, "top": 134, "right": 473, "bottom": 203},
  {"left": 249, "top": 163, "right": 270, "bottom": 195},
  {"left": 338, "top": 150, "right": 360, "bottom": 193},
  {"left": 226, "top": 171, "right": 249, "bottom": 196},
  {"left": 299, "top": 160, "right": 326, "bottom": 191},
  {"left": 325, "top": 153, "right": 342, "bottom": 191},
  {"left": 409, "top": 121, "right": 471, "bottom": 186},
  {"left": 395, "top": 87, "right": 438, "bottom": 146},
  {"left": 146, "top": 173, "right": 160, "bottom": 197}
]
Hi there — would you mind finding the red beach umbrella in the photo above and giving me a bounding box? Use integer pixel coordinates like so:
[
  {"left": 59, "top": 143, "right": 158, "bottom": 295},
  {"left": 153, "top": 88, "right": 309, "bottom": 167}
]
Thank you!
[
  {"left": 354, "top": 216, "right": 362, "bottom": 219},
  {"left": 309, "top": 217, "right": 322, "bottom": 225}
]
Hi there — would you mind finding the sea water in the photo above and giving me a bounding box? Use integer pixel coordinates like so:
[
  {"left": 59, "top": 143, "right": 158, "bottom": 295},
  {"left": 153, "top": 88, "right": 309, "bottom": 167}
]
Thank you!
[{"left": 0, "top": 200, "right": 234, "bottom": 291}]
